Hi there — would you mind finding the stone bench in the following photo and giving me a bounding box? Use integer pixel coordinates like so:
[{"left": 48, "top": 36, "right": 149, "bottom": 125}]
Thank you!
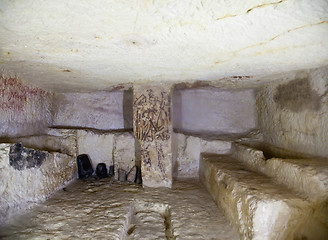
[
  {"left": 200, "top": 153, "right": 328, "bottom": 240},
  {"left": 231, "top": 143, "right": 328, "bottom": 202}
]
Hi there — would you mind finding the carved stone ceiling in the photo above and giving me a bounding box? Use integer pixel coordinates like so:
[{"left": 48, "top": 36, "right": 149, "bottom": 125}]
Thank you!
[{"left": 0, "top": 0, "right": 327, "bottom": 92}]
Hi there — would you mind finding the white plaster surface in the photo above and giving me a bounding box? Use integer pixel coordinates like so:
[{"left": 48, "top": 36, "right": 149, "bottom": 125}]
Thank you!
[
  {"left": 256, "top": 66, "right": 328, "bottom": 158},
  {"left": 53, "top": 91, "right": 128, "bottom": 130},
  {"left": 173, "top": 88, "right": 257, "bottom": 135},
  {"left": 76, "top": 130, "right": 135, "bottom": 179},
  {"left": 0, "top": 143, "right": 76, "bottom": 224},
  {"left": 76, "top": 130, "right": 114, "bottom": 170},
  {"left": 0, "top": 0, "right": 327, "bottom": 92},
  {"left": 0, "top": 179, "right": 239, "bottom": 240}
]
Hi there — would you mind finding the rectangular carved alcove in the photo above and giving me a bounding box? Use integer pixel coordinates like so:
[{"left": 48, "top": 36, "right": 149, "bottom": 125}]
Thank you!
[{"left": 123, "top": 200, "right": 175, "bottom": 240}]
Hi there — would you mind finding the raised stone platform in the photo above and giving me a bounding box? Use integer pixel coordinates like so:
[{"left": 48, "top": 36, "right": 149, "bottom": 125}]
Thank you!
[
  {"left": 232, "top": 143, "right": 328, "bottom": 202},
  {"left": 200, "top": 153, "right": 328, "bottom": 240},
  {"left": 0, "top": 143, "right": 76, "bottom": 224}
]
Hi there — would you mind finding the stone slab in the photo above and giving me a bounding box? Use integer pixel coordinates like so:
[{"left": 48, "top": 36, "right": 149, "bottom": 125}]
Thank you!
[
  {"left": 232, "top": 143, "right": 328, "bottom": 202},
  {"left": 200, "top": 154, "right": 328, "bottom": 240}
]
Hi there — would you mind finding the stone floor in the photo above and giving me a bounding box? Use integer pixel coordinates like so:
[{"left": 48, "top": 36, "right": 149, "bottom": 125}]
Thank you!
[{"left": 0, "top": 179, "right": 238, "bottom": 240}]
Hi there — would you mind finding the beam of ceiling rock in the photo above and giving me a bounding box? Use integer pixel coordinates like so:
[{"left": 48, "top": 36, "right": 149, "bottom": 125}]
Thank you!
[{"left": 0, "top": 0, "right": 327, "bottom": 92}]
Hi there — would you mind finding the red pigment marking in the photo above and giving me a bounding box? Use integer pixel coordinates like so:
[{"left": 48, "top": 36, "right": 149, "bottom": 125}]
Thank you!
[{"left": 0, "top": 77, "right": 48, "bottom": 111}]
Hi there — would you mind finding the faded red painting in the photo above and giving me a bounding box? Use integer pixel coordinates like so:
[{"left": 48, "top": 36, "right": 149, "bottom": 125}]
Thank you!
[{"left": 0, "top": 77, "right": 47, "bottom": 111}]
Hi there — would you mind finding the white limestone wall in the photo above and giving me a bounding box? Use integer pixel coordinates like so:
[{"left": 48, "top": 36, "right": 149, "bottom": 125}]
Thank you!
[
  {"left": 172, "top": 133, "right": 231, "bottom": 179},
  {"left": 257, "top": 66, "right": 328, "bottom": 158},
  {"left": 0, "top": 143, "right": 76, "bottom": 224},
  {"left": 76, "top": 130, "right": 135, "bottom": 177},
  {"left": 173, "top": 88, "right": 257, "bottom": 136},
  {"left": 52, "top": 90, "right": 133, "bottom": 130},
  {"left": 77, "top": 130, "right": 114, "bottom": 170},
  {"left": 0, "top": 76, "right": 53, "bottom": 137}
]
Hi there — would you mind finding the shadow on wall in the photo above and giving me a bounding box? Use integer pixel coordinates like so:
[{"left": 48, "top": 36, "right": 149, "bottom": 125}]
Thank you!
[
  {"left": 123, "top": 90, "right": 133, "bottom": 129},
  {"left": 256, "top": 66, "right": 328, "bottom": 158}
]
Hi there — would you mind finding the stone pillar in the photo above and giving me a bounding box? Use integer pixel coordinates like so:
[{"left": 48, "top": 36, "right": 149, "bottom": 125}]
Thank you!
[{"left": 133, "top": 84, "right": 172, "bottom": 188}]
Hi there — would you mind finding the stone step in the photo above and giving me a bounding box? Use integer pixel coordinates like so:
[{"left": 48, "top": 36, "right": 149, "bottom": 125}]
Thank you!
[
  {"left": 200, "top": 153, "right": 328, "bottom": 240},
  {"left": 231, "top": 143, "right": 328, "bottom": 202}
]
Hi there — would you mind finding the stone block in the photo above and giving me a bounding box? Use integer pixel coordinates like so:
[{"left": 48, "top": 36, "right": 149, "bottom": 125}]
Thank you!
[
  {"left": 200, "top": 154, "right": 328, "bottom": 240},
  {"left": 112, "top": 132, "right": 135, "bottom": 180},
  {"left": 232, "top": 143, "right": 328, "bottom": 202},
  {"left": 9, "top": 143, "right": 47, "bottom": 170},
  {"left": 0, "top": 143, "right": 76, "bottom": 224},
  {"left": 118, "top": 169, "right": 127, "bottom": 182},
  {"left": 231, "top": 143, "right": 266, "bottom": 173},
  {"left": 172, "top": 133, "right": 231, "bottom": 179}
]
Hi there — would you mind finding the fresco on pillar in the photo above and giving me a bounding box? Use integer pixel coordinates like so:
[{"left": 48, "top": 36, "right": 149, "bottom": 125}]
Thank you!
[{"left": 133, "top": 86, "right": 172, "bottom": 188}]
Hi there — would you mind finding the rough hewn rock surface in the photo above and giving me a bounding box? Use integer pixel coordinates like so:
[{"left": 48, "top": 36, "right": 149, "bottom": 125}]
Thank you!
[
  {"left": 256, "top": 66, "right": 328, "bottom": 158},
  {"left": 200, "top": 154, "right": 328, "bottom": 240},
  {"left": 9, "top": 143, "right": 47, "bottom": 170},
  {"left": 0, "top": 180, "right": 239, "bottom": 240},
  {"left": 232, "top": 143, "right": 328, "bottom": 202},
  {"left": 0, "top": 143, "right": 76, "bottom": 224}
]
